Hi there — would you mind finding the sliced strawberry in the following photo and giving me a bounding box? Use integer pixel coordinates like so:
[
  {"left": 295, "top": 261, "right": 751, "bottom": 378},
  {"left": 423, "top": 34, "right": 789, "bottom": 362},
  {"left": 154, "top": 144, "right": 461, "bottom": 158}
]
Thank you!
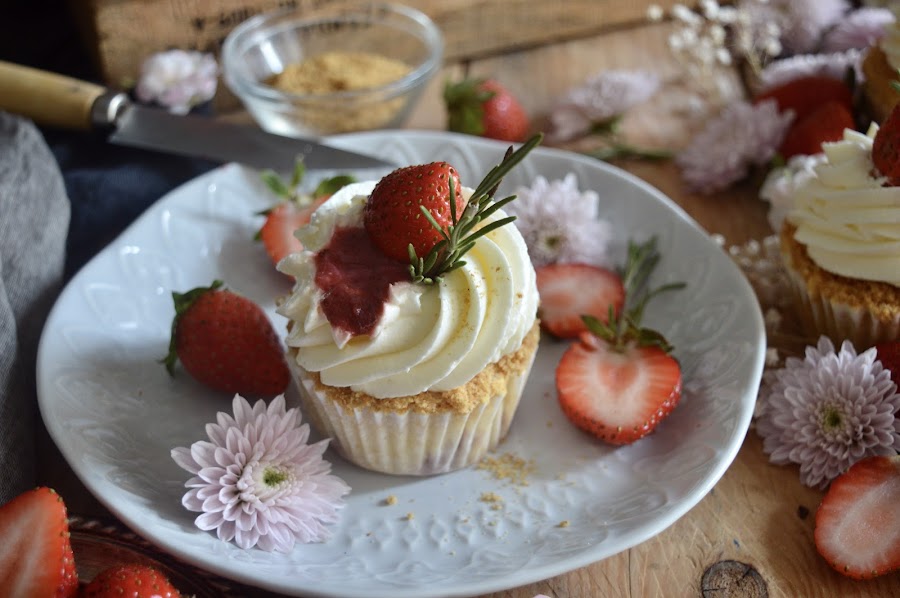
[
  {"left": 82, "top": 563, "right": 180, "bottom": 597},
  {"left": 814, "top": 455, "right": 900, "bottom": 580},
  {"left": 875, "top": 340, "right": 900, "bottom": 387},
  {"left": 754, "top": 76, "right": 853, "bottom": 122},
  {"left": 259, "top": 195, "right": 330, "bottom": 266},
  {"left": 556, "top": 332, "right": 682, "bottom": 444},
  {"left": 363, "top": 161, "right": 465, "bottom": 262},
  {"left": 0, "top": 487, "right": 79, "bottom": 597},
  {"left": 779, "top": 100, "right": 855, "bottom": 159},
  {"left": 873, "top": 102, "right": 900, "bottom": 185},
  {"left": 535, "top": 263, "right": 625, "bottom": 339}
]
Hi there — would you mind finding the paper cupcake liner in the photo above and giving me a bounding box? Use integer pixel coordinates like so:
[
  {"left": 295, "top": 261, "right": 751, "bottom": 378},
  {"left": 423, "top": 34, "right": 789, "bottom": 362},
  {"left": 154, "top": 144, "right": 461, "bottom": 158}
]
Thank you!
[
  {"left": 782, "top": 263, "right": 900, "bottom": 350},
  {"left": 290, "top": 349, "right": 538, "bottom": 476}
]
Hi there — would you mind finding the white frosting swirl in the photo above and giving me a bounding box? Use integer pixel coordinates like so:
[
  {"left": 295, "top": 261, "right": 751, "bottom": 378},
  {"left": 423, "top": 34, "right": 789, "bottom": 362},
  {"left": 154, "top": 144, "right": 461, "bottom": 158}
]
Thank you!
[
  {"left": 787, "top": 125, "right": 900, "bottom": 286},
  {"left": 277, "top": 181, "right": 539, "bottom": 398},
  {"left": 881, "top": 8, "right": 900, "bottom": 70}
]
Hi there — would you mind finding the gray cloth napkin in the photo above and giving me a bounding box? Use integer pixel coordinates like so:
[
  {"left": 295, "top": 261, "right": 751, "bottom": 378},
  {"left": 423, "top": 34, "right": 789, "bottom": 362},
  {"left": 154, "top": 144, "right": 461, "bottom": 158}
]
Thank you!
[{"left": 0, "top": 112, "right": 69, "bottom": 503}]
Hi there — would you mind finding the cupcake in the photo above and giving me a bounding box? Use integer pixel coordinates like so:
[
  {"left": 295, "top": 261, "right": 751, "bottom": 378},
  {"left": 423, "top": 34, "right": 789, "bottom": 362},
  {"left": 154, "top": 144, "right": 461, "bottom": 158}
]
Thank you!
[
  {"left": 276, "top": 139, "right": 541, "bottom": 475},
  {"left": 862, "top": 9, "right": 900, "bottom": 123},
  {"left": 779, "top": 124, "right": 900, "bottom": 349}
]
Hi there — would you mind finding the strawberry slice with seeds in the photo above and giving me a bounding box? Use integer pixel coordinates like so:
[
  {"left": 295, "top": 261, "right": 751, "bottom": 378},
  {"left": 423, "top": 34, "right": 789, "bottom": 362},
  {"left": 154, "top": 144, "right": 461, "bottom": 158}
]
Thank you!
[
  {"left": 554, "top": 238, "right": 685, "bottom": 445},
  {"left": 82, "top": 563, "right": 181, "bottom": 597},
  {"left": 536, "top": 263, "right": 625, "bottom": 339},
  {"left": 814, "top": 455, "right": 900, "bottom": 580},
  {"left": 0, "top": 487, "right": 79, "bottom": 597},
  {"left": 259, "top": 196, "right": 329, "bottom": 265},
  {"left": 556, "top": 333, "right": 682, "bottom": 444}
]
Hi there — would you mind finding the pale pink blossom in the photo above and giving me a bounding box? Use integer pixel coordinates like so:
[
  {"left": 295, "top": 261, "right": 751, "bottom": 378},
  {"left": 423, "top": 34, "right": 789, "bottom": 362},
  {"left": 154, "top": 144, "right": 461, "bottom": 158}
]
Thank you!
[
  {"left": 136, "top": 49, "right": 218, "bottom": 114},
  {"left": 171, "top": 394, "right": 350, "bottom": 552}
]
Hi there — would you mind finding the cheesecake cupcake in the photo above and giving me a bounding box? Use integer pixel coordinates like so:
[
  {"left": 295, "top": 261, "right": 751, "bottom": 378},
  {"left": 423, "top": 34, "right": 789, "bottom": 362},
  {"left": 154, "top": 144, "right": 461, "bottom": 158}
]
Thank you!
[
  {"left": 276, "top": 139, "right": 541, "bottom": 475},
  {"left": 862, "top": 8, "right": 900, "bottom": 123},
  {"left": 779, "top": 124, "right": 900, "bottom": 349}
]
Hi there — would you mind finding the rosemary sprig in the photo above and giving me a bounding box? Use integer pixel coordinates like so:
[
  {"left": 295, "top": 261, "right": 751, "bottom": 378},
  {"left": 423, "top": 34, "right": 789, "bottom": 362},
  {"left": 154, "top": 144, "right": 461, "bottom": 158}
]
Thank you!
[
  {"left": 408, "top": 133, "right": 543, "bottom": 284},
  {"left": 582, "top": 237, "right": 685, "bottom": 353}
]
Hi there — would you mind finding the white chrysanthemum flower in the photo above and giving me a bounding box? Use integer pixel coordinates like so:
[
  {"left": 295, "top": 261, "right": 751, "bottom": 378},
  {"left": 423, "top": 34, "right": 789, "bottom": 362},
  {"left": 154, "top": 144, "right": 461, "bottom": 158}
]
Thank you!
[
  {"left": 171, "top": 394, "right": 350, "bottom": 552},
  {"left": 136, "top": 49, "right": 218, "bottom": 115},
  {"left": 506, "top": 174, "right": 613, "bottom": 267},
  {"left": 676, "top": 99, "right": 794, "bottom": 194},
  {"left": 756, "top": 337, "right": 900, "bottom": 489},
  {"left": 759, "top": 153, "right": 826, "bottom": 232},
  {"left": 757, "top": 49, "right": 864, "bottom": 92},
  {"left": 822, "top": 7, "right": 894, "bottom": 52},
  {"left": 547, "top": 70, "right": 660, "bottom": 142}
]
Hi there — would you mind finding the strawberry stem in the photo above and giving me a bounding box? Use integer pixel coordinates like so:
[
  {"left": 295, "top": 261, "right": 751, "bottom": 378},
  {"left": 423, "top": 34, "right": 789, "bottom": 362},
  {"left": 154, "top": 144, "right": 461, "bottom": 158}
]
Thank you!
[{"left": 409, "top": 133, "right": 543, "bottom": 284}]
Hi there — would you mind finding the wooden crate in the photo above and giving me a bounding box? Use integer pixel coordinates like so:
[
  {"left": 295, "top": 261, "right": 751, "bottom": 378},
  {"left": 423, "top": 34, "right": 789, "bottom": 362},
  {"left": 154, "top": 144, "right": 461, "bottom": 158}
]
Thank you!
[{"left": 69, "top": 0, "right": 685, "bottom": 96}]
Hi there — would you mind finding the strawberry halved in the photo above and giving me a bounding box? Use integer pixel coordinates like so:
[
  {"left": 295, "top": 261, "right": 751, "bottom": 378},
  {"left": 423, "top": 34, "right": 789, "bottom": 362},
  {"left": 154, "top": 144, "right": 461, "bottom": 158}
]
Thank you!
[
  {"left": 0, "top": 487, "right": 79, "bottom": 597},
  {"left": 259, "top": 195, "right": 330, "bottom": 266},
  {"left": 535, "top": 263, "right": 625, "bottom": 339},
  {"left": 873, "top": 103, "right": 900, "bottom": 185},
  {"left": 556, "top": 333, "right": 682, "bottom": 445},
  {"left": 814, "top": 455, "right": 900, "bottom": 580}
]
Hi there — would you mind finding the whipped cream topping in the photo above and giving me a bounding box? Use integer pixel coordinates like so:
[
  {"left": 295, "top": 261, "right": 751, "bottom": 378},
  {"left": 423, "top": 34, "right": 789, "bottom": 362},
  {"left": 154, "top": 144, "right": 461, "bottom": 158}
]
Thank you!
[
  {"left": 881, "top": 8, "right": 900, "bottom": 70},
  {"left": 787, "top": 125, "right": 900, "bottom": 286},
  {"left": 277, "top": 181, "right": 539, "bottom": 399}
]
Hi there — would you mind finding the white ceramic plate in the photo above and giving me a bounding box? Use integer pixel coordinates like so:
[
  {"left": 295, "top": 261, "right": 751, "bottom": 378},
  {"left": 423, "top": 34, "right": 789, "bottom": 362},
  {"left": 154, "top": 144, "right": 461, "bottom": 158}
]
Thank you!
[{"left": 37, "top": 131, "right": 765, "bottom": 598}]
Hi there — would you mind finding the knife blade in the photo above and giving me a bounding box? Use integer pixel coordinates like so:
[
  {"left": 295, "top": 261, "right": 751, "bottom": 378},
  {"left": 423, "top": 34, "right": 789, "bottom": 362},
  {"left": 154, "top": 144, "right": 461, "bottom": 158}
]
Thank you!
[{"left": 0, "top": 60, "right": 393, "bottom": 172}]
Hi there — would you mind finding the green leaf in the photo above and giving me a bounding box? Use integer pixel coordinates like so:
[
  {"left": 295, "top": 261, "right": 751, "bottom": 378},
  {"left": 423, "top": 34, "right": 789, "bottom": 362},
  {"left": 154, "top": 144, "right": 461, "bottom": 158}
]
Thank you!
[
  {"left": 261, "top": 170, "right": 290, "bottom": 198},
  {"left": 314, "top": 174, "right": 356, "bottom": 198}
]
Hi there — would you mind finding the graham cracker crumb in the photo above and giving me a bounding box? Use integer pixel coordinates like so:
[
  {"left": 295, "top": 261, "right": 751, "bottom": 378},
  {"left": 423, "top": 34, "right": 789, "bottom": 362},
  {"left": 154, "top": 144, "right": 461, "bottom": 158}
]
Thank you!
[
  {"left": 477, "top": 452, "right": 536, "bottom": 486},
  {"left": 405, "top": 512, "right": 415, "bottom": 521},
  {"left": 383, "top": 495, "right": 398, "bottom": 506},
  {"left": 558, "top": 520, "right": 570, "bottom": 528}
]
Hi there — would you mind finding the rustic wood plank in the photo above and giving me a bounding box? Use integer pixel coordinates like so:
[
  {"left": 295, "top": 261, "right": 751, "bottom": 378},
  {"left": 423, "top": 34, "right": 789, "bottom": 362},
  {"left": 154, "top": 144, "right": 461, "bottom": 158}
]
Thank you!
[{"left": 69, "top": 0, "right": 688, "bottom": 90}]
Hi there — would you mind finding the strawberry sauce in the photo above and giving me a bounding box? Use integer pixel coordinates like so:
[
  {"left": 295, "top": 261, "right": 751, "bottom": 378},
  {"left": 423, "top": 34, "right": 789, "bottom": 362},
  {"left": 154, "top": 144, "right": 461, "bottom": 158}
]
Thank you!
[{"left": 314, "top": 226, "right": 409, "bottom": 337}]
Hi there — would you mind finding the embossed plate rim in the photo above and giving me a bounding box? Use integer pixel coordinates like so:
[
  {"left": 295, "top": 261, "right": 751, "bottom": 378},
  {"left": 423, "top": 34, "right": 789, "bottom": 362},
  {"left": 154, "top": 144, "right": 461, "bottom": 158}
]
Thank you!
[{"left": 37, "top": 130, "right": 765, "bottom": 598}]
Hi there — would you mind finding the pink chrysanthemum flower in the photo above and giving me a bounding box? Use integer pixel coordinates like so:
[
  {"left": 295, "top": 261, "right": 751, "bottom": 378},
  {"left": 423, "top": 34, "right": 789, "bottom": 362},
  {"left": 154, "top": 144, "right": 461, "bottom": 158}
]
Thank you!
[
  {"left": 822, "top": 7, "right": 894, "bottom": 52},
  {"left": 171, "top": 394, "right": 351, "bottom": 552},
  {"left": 506, "top": 174, "right": 613, "bottom": 267},
  {"left": 756, "top": 337, "right": 900, "bottom": 489},
  {"left": 757, "top": 49, "right": 864, "bottom": 92},
  {"left": 136, "top": 49, "right": 218, "bottom": 115},
  {"left": 676, "top": 99, "right": 794, "bottom": 194},
  {"left": 547, "top": 70, "right": 660, "bottom": 142}
]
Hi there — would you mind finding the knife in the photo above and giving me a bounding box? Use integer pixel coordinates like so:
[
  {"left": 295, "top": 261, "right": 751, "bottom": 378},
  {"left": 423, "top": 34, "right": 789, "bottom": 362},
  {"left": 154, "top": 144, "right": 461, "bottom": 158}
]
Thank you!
[{"left": 0, "top": 60, "right": 393, "bottom": 172}]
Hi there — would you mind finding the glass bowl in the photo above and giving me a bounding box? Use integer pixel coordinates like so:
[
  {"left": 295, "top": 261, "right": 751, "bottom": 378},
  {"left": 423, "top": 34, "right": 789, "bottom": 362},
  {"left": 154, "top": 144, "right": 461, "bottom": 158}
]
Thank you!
[{"left": 221, "top": 2, "right": 443, "bottom": 137}]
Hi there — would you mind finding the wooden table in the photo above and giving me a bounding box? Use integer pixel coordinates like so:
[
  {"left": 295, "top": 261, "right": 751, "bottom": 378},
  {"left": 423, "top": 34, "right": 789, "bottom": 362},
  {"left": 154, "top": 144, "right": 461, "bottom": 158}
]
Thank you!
[{"left": 37, "top": 11, "right": 900, "bottom": 598}]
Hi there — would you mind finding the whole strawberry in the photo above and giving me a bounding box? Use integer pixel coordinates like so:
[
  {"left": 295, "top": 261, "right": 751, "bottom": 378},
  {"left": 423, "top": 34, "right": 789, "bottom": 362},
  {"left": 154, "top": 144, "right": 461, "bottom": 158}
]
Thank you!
[
  {"left": 754, "top": 75, "right": 853, "bottom": 122},
  {"left": 444, "top": 78, "right": 529, "bottom": 142},
  {"left": 778, "top": 100, "right": 855, "bottom": 159},
  {"left": 82, "top": 564, "right": 180, "bottom": 597},
  {"left": 162, "top": 280, "right": 289, "bottom": 396},
  {"left": 872, "top": 102, "right": 900, "bottom": 185},
  {"left": 363, "top": 161, "right": 465, "bottom": 262},
  {"left": 0, "top": 487, "right": 78, "bottom": 598}
]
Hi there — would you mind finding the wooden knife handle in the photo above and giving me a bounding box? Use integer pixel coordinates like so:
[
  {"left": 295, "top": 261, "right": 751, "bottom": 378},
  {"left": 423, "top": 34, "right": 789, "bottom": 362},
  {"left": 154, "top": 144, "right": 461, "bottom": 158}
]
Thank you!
[{"left": 0, "top": 60, "right": 107, "bottom": 130}]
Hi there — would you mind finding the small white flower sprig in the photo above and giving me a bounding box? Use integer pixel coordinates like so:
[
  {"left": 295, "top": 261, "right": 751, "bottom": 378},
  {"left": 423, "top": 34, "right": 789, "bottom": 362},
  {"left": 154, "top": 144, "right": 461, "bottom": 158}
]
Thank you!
[
  {"left": 135, "top": 49, "right": 219, "bottom": 115},
  {"left": 171, "top": 394, "right": 350, "bottom": 552}
]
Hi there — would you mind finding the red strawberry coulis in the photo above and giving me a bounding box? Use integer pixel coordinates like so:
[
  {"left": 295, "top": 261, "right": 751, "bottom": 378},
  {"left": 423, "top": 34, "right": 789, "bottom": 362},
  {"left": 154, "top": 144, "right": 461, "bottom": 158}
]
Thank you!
[{"left": 314, "top": 226, "right": 409, "bottom": 336}]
